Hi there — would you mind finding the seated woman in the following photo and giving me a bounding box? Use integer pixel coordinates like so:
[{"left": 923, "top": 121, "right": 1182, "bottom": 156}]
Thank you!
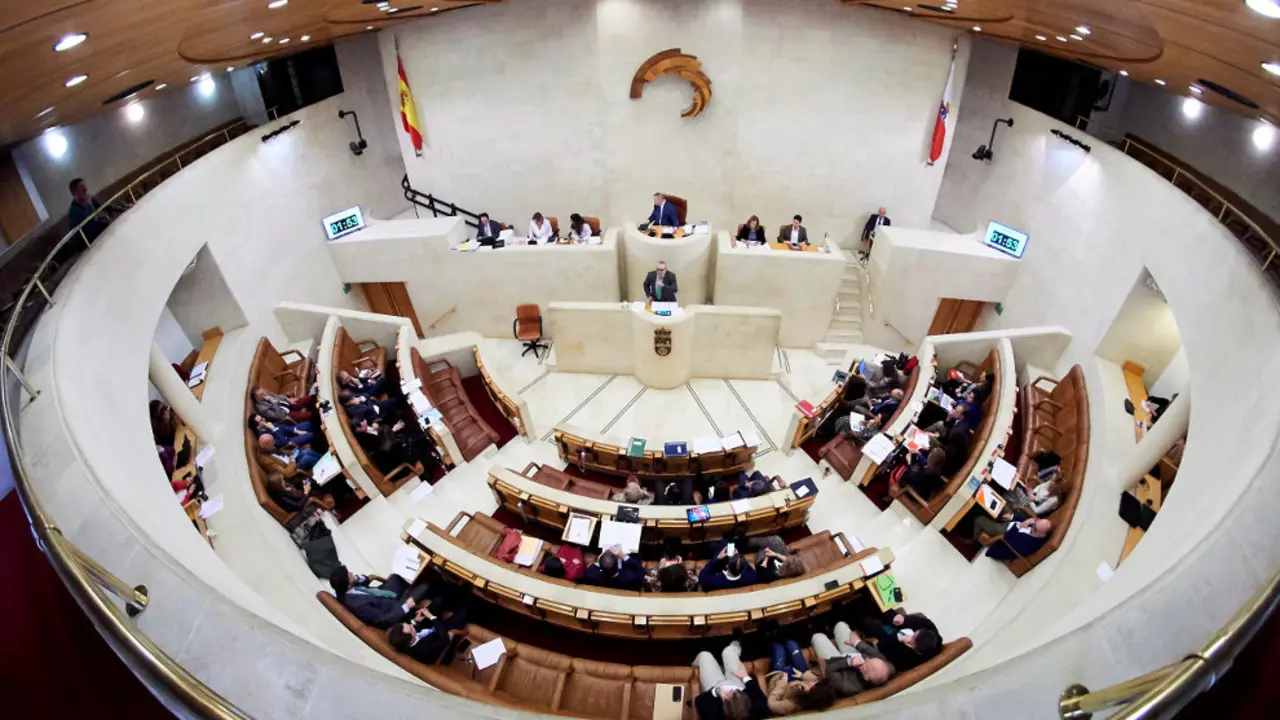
[
  {"left": 566, "top": 213, "right": 593, "bottom": 243},
  {"left": 754, "top": 545, "right": 805, "bottom": 584},
  {"left": 527, "top": 212, "right": 555, "bottom": 244},
  {"left": 1004, "top": 473, "right": 1065, "bottom": 518},
  {"left": 735, "top": 215, "right": 766, "bottom": 246},
  {"left": 150, "top": 400, "right": 177, "bottom": 446},
  {"left": 645, "top": 559, "right": 700, "bottom": 592},
  {"left": 833, "top": 412, "right": 882, "bottom": 444},
  {"left": 765, "top": 638, "right": 837, "bottom": 715},
  {"left": 891, "top": 448, "right": 946, "bottom": 500},
  {"left": 266, "top": 472, "right": 333, "bottom": 514},
  {"left": 610, "top": 476, "right": 654, "bottom": 504}
]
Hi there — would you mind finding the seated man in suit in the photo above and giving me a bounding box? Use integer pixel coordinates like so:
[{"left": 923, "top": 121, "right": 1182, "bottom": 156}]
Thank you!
[
  {"left": 475, "top": 212, "right": 502, "bottom": 245},
  {"left": 340, "top": 390, "right": 399, "bottom": 423},
  {"left": 647, "top": 192, "right": 680, "bottom": 228},
  {"left": 387, "top": 596, "right": 471, "bottom": 664},
  {"left": 693, "top": 640, "right": 770, "bottom": 720},
  {"left": 337, "top": 370, "right": 385, "bottom": 398},
  {"left": 857, "top": 608, "right": 943, "bottom": 672},
  {"left": 256, "top": 433, "right": 322, "bottom": 474},
  {"left": 580, "top": 546, "right": 645, "bottom": 590},
  {"left": 975, "top": 513, "right": 1052, "bottom": 559},
  {"left": 870, "top": 388, "right": 905, "bottom": 425},
  {"left": 330, "top": 564, "right": 432, "bottom": 629},
  {"left": 698, "top": 542, "right": 758, "bottom": 591},
  {"left": 643, "top": 261, "right": 678, "bottom": 304},
  {"left": 810, "top": 622, "right": 895, "bottom": 698},
  {"left": 861, "top": 207, "right": 891, "bottom": 244},
  {"left": 779, "top": 214, "right": 810, "bottom": 247},
  {"left": 252, "top": 386, "right": 313, "bottom": 423}
]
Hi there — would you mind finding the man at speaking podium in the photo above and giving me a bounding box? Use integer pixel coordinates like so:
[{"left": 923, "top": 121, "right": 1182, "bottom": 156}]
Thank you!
[
  {"left": 647, "top": 193, "right": 680, "bottom": 228},
  {"left": 644, "top": 261, "right": 678, "bottom": 304}
]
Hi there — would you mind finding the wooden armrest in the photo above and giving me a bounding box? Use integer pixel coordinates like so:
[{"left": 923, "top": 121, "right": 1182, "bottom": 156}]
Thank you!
[
  {"left": 485, "top": 654, "right": 509, "bottom": 692},
  {"left": 273, "top": 368, "right": 301, "bottom": 381},
  {"left": 1033, "top": 398, "right": 1063, "bottom": 412},
  {"left": 550, "top": 673, "right": 567, "bottom": 712},
  {"left": 445, "top": 512, "right": 473, "bottom": 534},
  {"left": 901, "top": 486, "right": 929, "bottom": 509},
  {"left": 521, "top": 461, "right": 540, "bottom": 477},
  {"left": 1029, "top": 375, "right": 1060, "bottom": 391},
  {"left": 280, "top": 349, "right": 306, "bottom": 363},
  {"left": 385, "top": 462, "right": 418, "bottom": 484},
  {"left": 618, "top": 684, "right": 632, "bottom": 720},
  {"left": 356, "top": 340, "right": 379, "bottom": 352},
  {"left": 1033, "top": 424, "right": 1064, "bottom": 440}
]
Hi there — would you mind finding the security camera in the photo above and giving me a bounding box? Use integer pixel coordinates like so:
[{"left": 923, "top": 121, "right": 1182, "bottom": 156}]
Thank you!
[
  {"left": 973, "top": 145, "right": 993, "bottom": 162},
  {"left": 972, "top": 117, "right": 1014, "bottom": 163},
  {"left": 338, "top": 109, "right": 368, "bottom": 157},
  {"left": 348, "top": 139, "right": 368, "bottom": 156}
]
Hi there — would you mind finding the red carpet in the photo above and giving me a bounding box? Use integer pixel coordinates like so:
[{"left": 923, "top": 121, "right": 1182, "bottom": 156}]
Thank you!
[
  {"left": 460, "top": 375, "right": 518, "bottom": 448},
  {"left": 0, "top": 492, "right": 169, "bottom": 718}
]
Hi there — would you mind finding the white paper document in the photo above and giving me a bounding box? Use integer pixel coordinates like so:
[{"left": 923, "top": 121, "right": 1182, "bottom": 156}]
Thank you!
[
  {"left": 990, "top": 457, "right": 1018, "bottom": 490},
  {"left": 691, "top": 436, "right": 721, "bottom": 454},
  {"left": 565, "top": 516, "right": 594, "bottom": 545},
  {"left": 407, "top": 519, "right": 427, "bottom": 539},
  {"left": 859, "top": 555, "right": 885, "bottom": 577},
  {"left": 390, "top": 545, "right": 422, "bottom": 580},
  {"left": 720, "top": 432, "right": 745, "bottom": 451},
  {"left": 471, "top": 638, "right": 507, "bottom": 670},
  {"left": 198, "top": 495, "right": 224, "bottom": 519},
  {"left": 310, "top": 452, "right": 342, "bottom": 486},
  {"left": 729, "top": 499, "right": 752, "bottom": 515},
  {"left": 411, "top": 481, "right": 434, "bottom": 503},
  {"left": 597, "top": 519, "right": 642, "bottom": 555},
  {"left": 738, "top": 428, "right": 762, "bottom": 448},
  {"left": 862, "top": 433, "right": 896, "bottom": 464},
  {"left": 849, "top": 535, "right": 867, "bottom": 553},
  {"left": 195, "top": 445, "right": 216, "bottom": 468},
  {"left": 513, "top": 537, "right": 544, "bottom": 568}
]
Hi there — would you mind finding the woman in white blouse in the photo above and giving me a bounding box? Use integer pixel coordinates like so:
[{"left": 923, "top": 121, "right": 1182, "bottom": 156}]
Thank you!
[
  {"left": 528, "top": 212, "right": 554, "bottom": 244},
  {"left": 567, "top": 213, "right": 593, "bottom": 243}
]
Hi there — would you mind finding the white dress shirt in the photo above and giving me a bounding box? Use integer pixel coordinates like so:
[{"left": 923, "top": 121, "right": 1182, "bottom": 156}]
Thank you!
[
  {"left": 790, "top": 226, "right": 800, "bottom": 244},
  {"left": 569, "top": 225, "right": 592, "bottom": 242},
  {"left": 528, "top": 220, "right": 554, "bottom": 244}
]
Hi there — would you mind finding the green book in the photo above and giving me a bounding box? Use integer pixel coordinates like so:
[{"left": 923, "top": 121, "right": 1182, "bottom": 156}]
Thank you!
[
  {"left": 628, "top": 437, "right": 646, "bottom": 458},
  {"left": 874, "top": 572, "right": 899, "bottom": 608}
]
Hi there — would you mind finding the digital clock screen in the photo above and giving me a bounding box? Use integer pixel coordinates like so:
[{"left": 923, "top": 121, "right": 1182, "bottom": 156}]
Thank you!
[
  {"left": 322, "top": 206, "right": 366, "bottom": 241},
  {"left": 983, "top": 220, "right": 1028, "bottom": 259}
]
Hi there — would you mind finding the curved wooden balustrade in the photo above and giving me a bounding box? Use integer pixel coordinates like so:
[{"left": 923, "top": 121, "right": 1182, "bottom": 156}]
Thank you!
[{"left": 554, "top": 423, "right": 758, "bottom": 482}]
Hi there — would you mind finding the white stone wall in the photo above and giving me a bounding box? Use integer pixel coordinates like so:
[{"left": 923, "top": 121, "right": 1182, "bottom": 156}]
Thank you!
[{"left": 382, "top": 0, "right": 970, "bottom": 243}]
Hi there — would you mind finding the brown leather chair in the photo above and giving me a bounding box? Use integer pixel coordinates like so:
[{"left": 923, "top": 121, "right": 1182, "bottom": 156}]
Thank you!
[
  {"left": 663, "top": 194, "right": 688, "bottom": 225},
  {"left": 514, "top": 304, "right": 547, "bottom": 359},
  {"left": 547, "top": 216, "right": 560, "bottom": 237},
  {"left": 583, "top": 216, "right": 601, "bottom": 236}
]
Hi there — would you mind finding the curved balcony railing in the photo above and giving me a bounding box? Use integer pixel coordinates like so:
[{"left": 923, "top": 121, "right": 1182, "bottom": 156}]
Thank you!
[{"left": 0, "top": 111, "right": 1275, "bottom": 719}]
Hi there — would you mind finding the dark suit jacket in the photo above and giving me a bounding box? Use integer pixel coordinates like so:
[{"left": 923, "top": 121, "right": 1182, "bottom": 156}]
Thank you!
[
  {"left": 824, "top": 640, "right": 891, "bottom": 697},
  {"left": 580, "top": 554, "right": 646, "bottom": 591},
  {"left": 697, "top": 557, "right": 757, "bottom": 591},
  {"left": 341, "top": 586, "right": 409, "bottom": 629},
  {"left": 648, "top": 202, "right": 680, "bottom": 227},
  {"left": 862, "top": 214, "right": 891, "bottom": 240},
  {"left": 986, "top": 513, "right": 1048, "bottom": 560},
  {"left": 643, "top": 270, "right": 678, "bottom": 303},
  {"left": 694, "top": 677, "right": 769, "bottom": 720},
  {"left": 778, "top": 224, "right": 809, "bottom": 245},
  {"left": 736, "top": 224, "right": 766, "bottom": 243},
  {"left": 475, "top": 219, "right": 501, "bottom": 240}
]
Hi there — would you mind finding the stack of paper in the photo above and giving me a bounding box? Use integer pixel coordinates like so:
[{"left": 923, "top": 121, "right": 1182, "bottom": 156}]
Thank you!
[
  {"left": 565, "top": 515, "right": 594, "bottom": 545},
  {"left": 390, "top": 545, "right": 423, "bottom": 580},
  {"left": 471, "top": 637, "right": 507, "bottom": 670},
  {"left": 310, "top": 452, "right": 342, "bottom": 486},
  {"left": 401, "top": 377, "right": 423, "bottom": 392},
  {"left": 513, "top": 536, "right": 544, "bottom": 567},
  {"left": 186, "top": 361, "right": 209, "bottom": 388},
  {"left": 720, "top": 432, "right": 745, "bottom": 451},
  {"left": 990, "top": 457, "right": 1017, "bottom": 490},
  {"left": 859, "top": 555, "right": 886, "bottom": 577},
  {"left": 863, "top": 433, "right": 896, "bottom": 464},
  {"left": 691, "top": 436, "right": 721, "bottom": 454},
  {"left": 738, "top": 429, "right": 762, "bottom": 449},
  {"left": 729, "top": 498, "right": 752, "bottom": 515},
  {"left": 939, "top": 394, "right": 956, "bottom": 412}
]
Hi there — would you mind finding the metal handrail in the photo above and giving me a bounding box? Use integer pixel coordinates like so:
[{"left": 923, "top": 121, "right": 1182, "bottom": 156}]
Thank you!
[
  {"left": 1074, "top": 116, "right": 1279, "bottom": 272},
  {"left": 400, "top": 174, "right": 484, "bottom": 229},
  {"left": 0, "top": 120, "right": 251, "bottom": 718}
]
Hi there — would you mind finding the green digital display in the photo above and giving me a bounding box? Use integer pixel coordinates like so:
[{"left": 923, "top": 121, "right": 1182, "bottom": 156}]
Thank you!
[
  {"left": 322, "top": 206, "right": 365, "bottom": 240},
  {"left": 983, "top": 221, "right": 1028, "bottom": 259}
]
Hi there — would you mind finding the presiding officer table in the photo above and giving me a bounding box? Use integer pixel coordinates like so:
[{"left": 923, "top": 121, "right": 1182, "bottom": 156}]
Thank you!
[{"left": 547, "top": 301, "right": 781, "bottom": 389}]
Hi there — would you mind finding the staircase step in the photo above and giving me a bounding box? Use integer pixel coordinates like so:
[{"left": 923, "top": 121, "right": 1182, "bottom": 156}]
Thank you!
[
  {"left": 832, "top": 311, "right": 860, "bottom": 323},
  {"left": 829, "top": 321, "right": 862, "bottom": 334}
]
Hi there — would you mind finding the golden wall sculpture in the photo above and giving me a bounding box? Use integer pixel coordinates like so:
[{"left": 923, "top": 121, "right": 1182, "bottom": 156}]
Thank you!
[{"left": 630, "top": 48, "right": 712, "bottom": 118}]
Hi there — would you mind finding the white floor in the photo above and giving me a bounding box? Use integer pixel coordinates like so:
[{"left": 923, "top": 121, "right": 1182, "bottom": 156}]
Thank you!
[{"left": 209, "top": 336, "right": 1022, "bottom": 661}]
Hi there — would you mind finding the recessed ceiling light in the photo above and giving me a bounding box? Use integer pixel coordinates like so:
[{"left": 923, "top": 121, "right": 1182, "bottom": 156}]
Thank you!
[
  {"left": 377, "top": 1, "right": 389, "bottom": 5},
  {"left": 267, "top": 0, "right": 288, "bottom": 8},
  {"left": 251, "top": 32, "right": 264, "bottom": 40},
  {"left": 300, "top": 35, "right": 311, "bottom": 42},
  {"left": 54, "top": 33, "right": 88, "bottom": 52},
  {"left": 1075, "top": 26, "right": 1091, "bottom": 35},
  {"left": 1155, "top": 79, "right": 1166, "bottom": 85},
  {"left": 1035, "top": 35, "right": 1047, "bottom": 41},
  {"left": 389, "top": 7, "right": 400, "bottom": 12},
  {"left": 35, "top": 107, "right": 54, "bottom": 118},
  {"left": 65, "top": 74, "right": 88, "bottom": 87},
  {"left": 1263, "top": 62, "right": 1280, "bottom": 76},
  {"left": 972, "top": 26, "right": 982, "bottom": 32},
  {"left": 1181, "top": 97, "right": 1203, "bottom": 120},
  {"left": 279, "top": 38, "right": 290, "bottom": 44},
  {"left": 263, "top": 37, "right": 274, "bottom": 44},
  {"left": 1056, "top": 36, "right": 1068, "bottom": 42},
  {"left": 1190, "top": 85, "right": 1203, "bottom": 94},
  {"left": 191, "top": 75, "right": 201, "bottom": 82},
  {"left": 1119, "top": 70, "right": 1129, "bottom": 76},
  {"left": 43, "top": 129, "right": 68, "bottom": 159},
  {"left": 125, "top": 103, "right": 145, "bottom": 123},
  {"left": 367, "top": 26, "right": 375, "bottom": 30},
  {"left": 1245, "top": 0, "right": 1280, "bottom": 20},
  {"left": 1070, "top": 34, "right": 1084, "bottom": 41},
  {"left": 431, "top": 6, "right": 439, "bottom": 10},
  {"left": 1253, "top": 120, "right": 1276, "bottom": 151},
  {"left": 903, "top": 6, "right": 912, "bottom": 10},
  {"left": 155, "top": 83, "right": 168, "bottom": 90}
]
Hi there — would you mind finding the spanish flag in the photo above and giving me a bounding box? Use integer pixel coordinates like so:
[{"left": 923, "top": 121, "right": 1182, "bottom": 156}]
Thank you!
[{"left": 397, "top": 45, "right": 423, "bottom": 156}]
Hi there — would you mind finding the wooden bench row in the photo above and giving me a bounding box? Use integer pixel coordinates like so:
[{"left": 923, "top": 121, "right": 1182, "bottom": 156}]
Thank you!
[
  {"left": 244, "top": 337, "right": 314, "bottom": 525},
  {"left": 328, "top": 327, "right": 416, "bottom": 497},
  {"left": 554, "top": 428, "right": 757, "bottom": 482}
]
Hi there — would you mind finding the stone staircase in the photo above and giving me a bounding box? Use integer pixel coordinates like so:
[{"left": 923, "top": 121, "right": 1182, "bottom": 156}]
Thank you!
[{"left": 823, "top": 260, "right": 864, "bottom": 345}]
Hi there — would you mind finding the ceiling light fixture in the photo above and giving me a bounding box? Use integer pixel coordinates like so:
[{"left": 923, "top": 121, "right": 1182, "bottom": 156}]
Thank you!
[
  {"left": 903, "top": 6, "right": 912, "bottom": 10},
  {"left": 1056, "top": 36, "right": 1068, "bottom": 42},
  {"left": 367, "top": 26, "right": 375, "bottom": 30},
  {"left": 65, "top": 74, "right": 88, "bottom": 87},
  {"left": 1181, "top": 97, "right": 1203, "bottom": 120},
  {"left": 973, "top": 26, "right": 982, "bottom": 32},
  {"left": 125, "top": 102, "right": 145, "bottom": 123},
  {"left": 300, "top": 35, "right": 311, "bottom": 42},
  {"left": 279, "top": 38, "right": 290, "bottom": 44},
  {"left": 1070, "top": 34, "right": 1084, "bottom": 41},
  {"left": 263, "top": 37, "right": 274, "bottom": 44},
  {"left": 1190, "top": 85, "right": 1203, "bottom": 94},
  {"left": 43, "top": 129, "right": 68, "bottom": 159},
  {"left": 267, "top": 0, "right": 288, "bottom": 8},
  {"left": 251, "top": 32, "right": 265, "bottom": 40},
  {"left": 1253, "top": 120, "right": 1276, "bottom": 151},
  {"left": 431, "top": 6, "right": 439, "bottom": 11},
  {"left": 54, "top": 33, "right": 88, "bottom": 52},
  {"left": 1245, "top": 0, "right": 1280, "bottom": 20},
  {"left": 1075, "top": 26, "right": 1091, "bottom": 35},
  {"left": 1119, "top": 70, "right": 1129, "bottom": 76},
  {"left": 1035, "top": 35, "right": 1047, "bottom": 41},
  {"left": 1155, "top": 79, "right": 1167, "bottom": 85},
  {"left": 1263, "top": 62, "right": 1280, "bottom": 76},
  {"left": 198, "top": 76, "right": 216, "bottom": 98},
  {"left": 155, "top": 83, "right": 168, "bottom": 90},
  {"left": 36, "top": 107, "right": 54, "bottom": 118}
]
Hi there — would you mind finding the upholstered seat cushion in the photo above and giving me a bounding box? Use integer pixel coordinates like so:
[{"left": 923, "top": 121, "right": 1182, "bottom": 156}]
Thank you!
[
  {"left": 630, "top": 666, "right": 695, "bottom": 720},
  {"left": 820, "top": 435, "right": 863, "bottom": 480},
  {"left": 456, "top": 513, "right": 505, "bottom": 556},
  {"left": 496, "top": 646, "right": 571, "bottom": 711},
  {"left": 559, "top": 659, "right": 632, "bottom": 718}
]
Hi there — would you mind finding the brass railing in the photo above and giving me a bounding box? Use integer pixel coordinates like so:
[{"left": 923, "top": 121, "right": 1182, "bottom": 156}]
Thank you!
[
  {"left": 1075, "top": 116, "right": 1280, "bottom": 278},
  {"left": 1059, "top": 569, "right": 1280, "bottom": 719},
  {"left": 0, "top": 120, "right": 252, "bottom": 718}
]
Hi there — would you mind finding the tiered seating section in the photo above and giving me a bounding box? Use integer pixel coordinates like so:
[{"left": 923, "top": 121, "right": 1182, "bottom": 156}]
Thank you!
[
  {"left": 329, "top": 328, "right": 417, "bottom": 497},
  {"left": 997, "top": 364, "right": 1089, "bottom": 575},
  {"left": 474, "top": 346, "right": 528, "bottom": 438},
  {"left": 819, "top": 362, "right": 923, "bottom": 481},
  {"left": 555, "top": 428, "right": 756, "bottom": 481},
  {"left": 896, "top": 350, "right": 1001, "bottom": 524},
  {"left": 411, "top": 348, "right": 499, "bottom": 462},
  {"left": 489, "top": 467, "right": 814, "bottom": 544},
  {"left": 244, "top": 337, "right": 313, "bottom": 524},
  {"left": 405, "top": 511, "right": 889, "bottom": 639}
]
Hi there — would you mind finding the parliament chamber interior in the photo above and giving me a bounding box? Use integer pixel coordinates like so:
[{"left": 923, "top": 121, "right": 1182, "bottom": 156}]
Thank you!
[{"left": 2, "top": 1, "right": 1280, "bottom": 718}]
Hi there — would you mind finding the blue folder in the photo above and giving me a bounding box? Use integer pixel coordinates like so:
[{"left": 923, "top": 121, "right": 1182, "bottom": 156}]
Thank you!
[{"left": 664, "top": 442, "right": 688, "bottom": 457}]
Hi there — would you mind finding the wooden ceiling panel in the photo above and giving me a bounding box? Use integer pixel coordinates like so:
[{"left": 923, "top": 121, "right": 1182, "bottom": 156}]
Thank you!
[{"left": 0, "top": 0, "right": 84, "bottom": 34}]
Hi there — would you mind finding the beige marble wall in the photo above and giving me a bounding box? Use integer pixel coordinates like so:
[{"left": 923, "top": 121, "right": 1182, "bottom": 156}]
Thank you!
[
  {"left": 713, "top": 234, "right": 846, "bottom": 347},
  {"left": 621, "top": 225, "right": 713, "bottom": 305},
  {"left": 325, "top": 216, "right": 621, "bottom": 338},
  {"left": 546, "top": 302, "right": 635, "bottom": 375},
  {"left": 690, "top": 305, "right": 782, "bottom": 380}
]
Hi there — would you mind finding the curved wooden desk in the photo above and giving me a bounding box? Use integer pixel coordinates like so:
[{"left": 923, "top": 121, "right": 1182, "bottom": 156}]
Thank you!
[
  {"left": 554, "top": 422, "right": 758, "bottom": 481},
  {"left": 488, "top": 466, "right": 813, "bottom": 544},
  {"left": 402, "top": 514, "right": 895, "bottom": 639}
]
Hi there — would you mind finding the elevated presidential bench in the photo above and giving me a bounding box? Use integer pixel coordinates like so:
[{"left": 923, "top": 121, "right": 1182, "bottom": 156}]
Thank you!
[
  {"left": 244, "top": 336, "right": 314, "bottom": 525},
  {"left": 488, "top": 466, "right": 814, "bottom": 545},
  {"left": 989, "top": 364, "right": 1089, "bottom": 576}
]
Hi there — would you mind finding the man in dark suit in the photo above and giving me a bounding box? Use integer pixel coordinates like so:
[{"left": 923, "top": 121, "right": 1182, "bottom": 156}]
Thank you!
[
  {"left": 647, "top": 193, "right": 680, "bottom": 227},
  {"left": 858, "top": 608, "right": 943, "bottom": 672},
  {"left": 778, "top": 214, "right": 809, "bottom": 247},
  {"left": 580, "top": 546, "right": 645, "bottom": 590},
  {"left": 861, "top": 207, "right": 891, "bottom": 242},
  {"left": 643, "top": 261, "right": 678, "bottom": 303},
  {"left": 330, "top": 565, "right": 431, "bottom": 629},
  {"left": 387, "top": 597, "right": 471, "bottom": 664},
  {"left": 475, "top": 212, "right": 502, "bottom": 245}
]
